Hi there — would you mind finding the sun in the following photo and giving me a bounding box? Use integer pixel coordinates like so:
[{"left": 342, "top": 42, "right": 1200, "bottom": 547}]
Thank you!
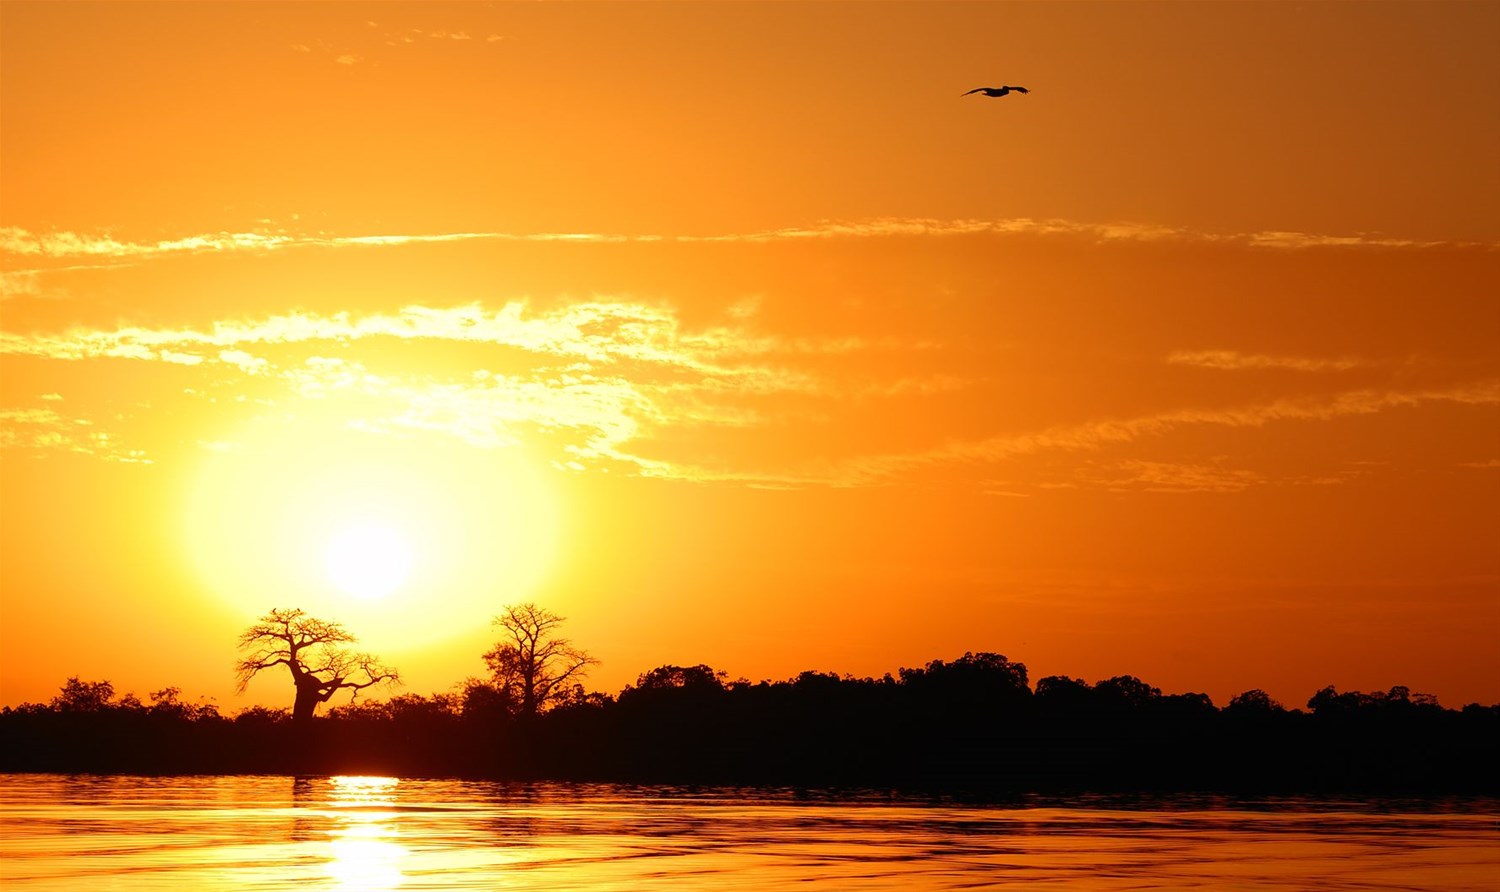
[
  {"left": 182, "top": 417, "right": 559, "bottom": 647},
  {"left": 326, "top": 522, "right": 415, "bottom": 600}
]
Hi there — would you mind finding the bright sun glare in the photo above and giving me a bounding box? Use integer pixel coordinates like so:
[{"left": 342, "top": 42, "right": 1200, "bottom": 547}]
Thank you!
[
  {"left": 326, "top": 523, "right": 414, "bottom": 600},
  {"left": 184, "top": 419, "right": 558, "bottom": 646}
]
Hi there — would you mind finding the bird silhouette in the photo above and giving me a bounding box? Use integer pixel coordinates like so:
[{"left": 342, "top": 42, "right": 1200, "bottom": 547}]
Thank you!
[{"left": 962, "top": 86, "right": 1030, "bottom": 98}]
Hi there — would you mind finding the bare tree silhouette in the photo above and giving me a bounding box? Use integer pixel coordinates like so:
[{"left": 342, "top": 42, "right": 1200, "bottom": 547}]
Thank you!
[
  {"left": 484, "top": 603, "right": 597, "bottom": 718},
  {"left": 235, "top": 608, "right": 399, "bottom": 723}
]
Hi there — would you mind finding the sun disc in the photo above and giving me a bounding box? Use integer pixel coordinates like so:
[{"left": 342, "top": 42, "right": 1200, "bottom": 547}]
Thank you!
[
  {"left": 183, "top": 420, "right": 559, "bottom": 646},
  {"left": 326, "top": 523, "right": 414, "bottom": 600}
]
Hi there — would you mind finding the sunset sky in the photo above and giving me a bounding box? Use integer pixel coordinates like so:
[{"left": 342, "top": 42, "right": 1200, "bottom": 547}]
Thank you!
[{"left": 2, "top": 1, "right": 1497, "bottom": 712}]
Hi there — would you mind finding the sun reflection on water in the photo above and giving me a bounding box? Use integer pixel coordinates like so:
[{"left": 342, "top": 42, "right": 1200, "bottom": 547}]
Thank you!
[
  {"left": 326, "top": 776, "right": 405, "bottom": 892},
  {"left": 2, "top": 776, "right": 1496, "bottom": 891}
]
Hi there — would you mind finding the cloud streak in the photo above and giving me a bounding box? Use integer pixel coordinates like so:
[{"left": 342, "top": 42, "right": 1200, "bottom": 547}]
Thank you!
[
  {"left": 1167, "top": 350, "right": 1365, "bottom": 372},
  {"left": 0, "top": 271, "right": 41, "bottom": 298},
  {"left": 828, "top": 382, "right": 1500, "bottom": 487},
  {"left": 1084, "top": 460, "right": 1265, "bottom": 493},
  {"left": 0, "top": 227, "right": 632, "bottom": 265},
  {"left": 0, "top": 408, "right": 151, "bottom": 463},
  {"left": 5, "top": 301, "right": 1496, "bottom": 489},
  {"left": 4, "top": 218, "right": 1490, "bottom": 263},
  {"left": 0, "top": 302, "right": 853, "bottom": 399},
  {"left": 558, "top": 380, "right": 1500, "bottom": 488},
  {"left": 0, "top": 301, "right": 842, "bottom": 470}
]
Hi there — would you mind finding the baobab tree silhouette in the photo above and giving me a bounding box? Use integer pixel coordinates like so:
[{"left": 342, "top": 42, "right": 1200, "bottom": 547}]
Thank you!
[{"left": 235, "top": 608, "right": 399, "bottom": 724}]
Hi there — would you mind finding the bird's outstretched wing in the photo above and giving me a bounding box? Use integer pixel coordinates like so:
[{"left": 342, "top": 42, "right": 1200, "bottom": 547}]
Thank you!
[
  {"left": 1007, "top": 86, "right": 1030, "bottom": 94},
  {"left": 961, "top": 88, "right": 987, "bottom": 96}
]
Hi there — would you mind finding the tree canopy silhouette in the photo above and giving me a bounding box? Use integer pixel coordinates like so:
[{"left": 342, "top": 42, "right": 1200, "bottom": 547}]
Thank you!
[
  {"left": 235, "top": 608, "right": 399, "bottom": 723},
  {"left": 483, "top": 603, "right": 596, "bottom": 718},
  {"left": 51, "top": 677, "right": 118, "bottom": 712},
  {"left": 3, "top": 658, "right": 1497, "bottom": 792}
]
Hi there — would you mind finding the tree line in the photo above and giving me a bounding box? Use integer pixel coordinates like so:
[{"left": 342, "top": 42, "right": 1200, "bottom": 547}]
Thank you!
[{"left": 2, "top": 604, "right": 1496, "bottom": 794}]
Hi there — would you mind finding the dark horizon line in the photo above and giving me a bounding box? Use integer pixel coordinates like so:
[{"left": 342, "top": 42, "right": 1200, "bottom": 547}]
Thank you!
[{"left": 8, "top": 649, "right": 1498, "bottom": 718}]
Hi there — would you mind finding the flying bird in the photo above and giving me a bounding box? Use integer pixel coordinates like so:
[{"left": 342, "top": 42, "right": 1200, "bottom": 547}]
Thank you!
[{"left": 962, "top": 86, "right": 1029, "bottom": 98}]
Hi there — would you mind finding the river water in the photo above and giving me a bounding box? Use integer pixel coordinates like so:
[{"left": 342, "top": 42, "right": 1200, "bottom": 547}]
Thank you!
[{"left": 0, "top": 774, "right": 1495, "bottom": 890}]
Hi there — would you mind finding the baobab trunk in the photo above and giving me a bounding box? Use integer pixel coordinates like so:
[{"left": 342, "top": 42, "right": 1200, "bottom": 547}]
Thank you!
[
  {"left": 521, "top": 665, "right": 537, "bottom": 718},
  {"left": 289, "top": 676, "right": 326, "bottom": 774},
  {"left": 292, "top": 677, "right": 325, "bottom": 724}
]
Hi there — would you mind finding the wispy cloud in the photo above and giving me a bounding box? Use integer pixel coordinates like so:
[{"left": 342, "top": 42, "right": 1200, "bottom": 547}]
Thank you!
[
  {"left": 0, "top": 301, "right": 846, "bottom": 469},
  {"left": 283, "top": 359, "right": 656, "bottom": 463},
  {"left": 4, "top": 218, "right": 1488, "bottom": 264},
  {"left": 0, "top": 227, "right": 294, "bottom": 258},
  {"left": 1244, "top": 231, "right": 1458, "bottom": 249},
  {"left": 0, "top": 271, "right": 41, "bottom": 298},
  {"left": 1071, "top": 459, "right": 1361, "bottom": 493},
  {"left": 5, "top": 301, "right": 1495, "bottom": 487},
  {"left": 680, "top": 218, "right": 1489, "bottom": 249},
  {"left": 0, "top": 408, "right": 151, "bottom": 463},
  {"left": 686, "top": 218, "right": 1186, "bottom": 244},
  {"left": 1083, "top": 460, "right": 1264, "bottom": 493},
  {"left": 568, "top": 380, "right": 1500, "bottom": 488},
  {"left": 383, "top": 28, "right": 493, "bottom": 46},
  {"left": 1167, "top": 350, "right": 1365, "bottom": 373},
  {"left": 861, "top": 375, "right": 972, "bottom": 398},
  {"left": 292, "top": 25, "right": 505, "bottom": 64},
  {"left": 831, "top": 382, "right": 1500, "bottom": 486},
  {"left": 0, "top": 227, "right": 632, "bottom": 260},
  {"left": 0, "top": 301, "right": 825, "bottom": 380}
]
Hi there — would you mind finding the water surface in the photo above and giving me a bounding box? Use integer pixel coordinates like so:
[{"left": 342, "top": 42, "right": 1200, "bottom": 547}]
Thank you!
[{"left": 1, "top": 774, "right": 1496, "bottom": 890}]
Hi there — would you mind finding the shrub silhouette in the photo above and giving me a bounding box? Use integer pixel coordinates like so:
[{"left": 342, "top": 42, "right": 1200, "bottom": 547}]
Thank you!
[{"left": 3, "top": 658, "right": 1496, "bottom": 793}]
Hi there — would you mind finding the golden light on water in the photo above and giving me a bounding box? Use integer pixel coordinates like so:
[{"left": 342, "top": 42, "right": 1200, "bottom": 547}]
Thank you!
[
  {"left": 327, "top": 776, "right": 405, "bottom": 892},
  {"left": 3, "top": 775, "right": 1496, "bottom": 890},
  {"left": 329, "top": 835, "right": 404, "bottom": 892},
  {"left": 328, "top": 774, "right": 400, "bottom": 803}
]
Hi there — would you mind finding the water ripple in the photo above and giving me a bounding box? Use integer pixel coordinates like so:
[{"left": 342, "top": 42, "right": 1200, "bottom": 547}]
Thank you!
[{"left": 0, "top": 775, "right": 1495, "bottom": 890}]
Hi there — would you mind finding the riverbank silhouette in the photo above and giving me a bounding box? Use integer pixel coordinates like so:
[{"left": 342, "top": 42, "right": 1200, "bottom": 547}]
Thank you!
[{"left": 4, "top": 654, "right": 1496, "bottom": 794}]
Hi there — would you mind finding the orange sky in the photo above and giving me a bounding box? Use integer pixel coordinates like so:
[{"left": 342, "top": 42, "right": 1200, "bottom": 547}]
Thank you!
[{"left": 2, "top": 1, "right": 1497, "bottom": 711}]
